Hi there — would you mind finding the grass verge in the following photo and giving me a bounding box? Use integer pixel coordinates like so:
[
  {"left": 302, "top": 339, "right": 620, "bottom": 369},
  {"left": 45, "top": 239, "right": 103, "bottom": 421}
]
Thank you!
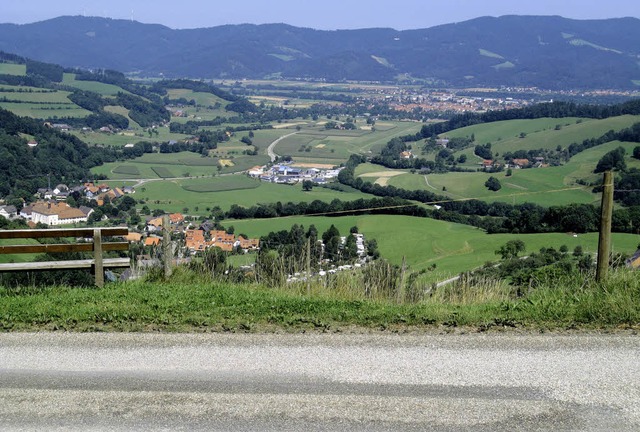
[{"left": 0, "top": 267, "right": 638, "bottom": 332}]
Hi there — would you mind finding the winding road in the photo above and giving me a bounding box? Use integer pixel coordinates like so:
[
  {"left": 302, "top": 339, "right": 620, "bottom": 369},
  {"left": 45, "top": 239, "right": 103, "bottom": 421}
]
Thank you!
[
  {"left": 1, "top": 332, "right": 638, "bottom": 431},
  {"left": 267, "top": 131, "right": 298, "bottom": 162}
]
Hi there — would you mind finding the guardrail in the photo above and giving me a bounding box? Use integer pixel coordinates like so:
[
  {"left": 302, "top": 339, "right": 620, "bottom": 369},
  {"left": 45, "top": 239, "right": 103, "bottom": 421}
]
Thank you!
[{"left": 0, "top": 227, "right": 130, "bottom": 287}]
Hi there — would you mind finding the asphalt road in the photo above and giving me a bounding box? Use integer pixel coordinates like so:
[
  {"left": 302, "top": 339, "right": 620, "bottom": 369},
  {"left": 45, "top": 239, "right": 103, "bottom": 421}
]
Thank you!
[{"left": 0, "top": 333, "right": 639, "bottom": 431}]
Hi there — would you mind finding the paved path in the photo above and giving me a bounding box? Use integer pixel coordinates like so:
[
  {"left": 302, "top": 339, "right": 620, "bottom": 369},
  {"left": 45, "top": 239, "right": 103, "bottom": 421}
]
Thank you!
[
  {"left": 267, "top": 131, "right": 298, "bottom": 162},
  {"left": 0, "top": 333, "right": 638, "bottom": 431}
]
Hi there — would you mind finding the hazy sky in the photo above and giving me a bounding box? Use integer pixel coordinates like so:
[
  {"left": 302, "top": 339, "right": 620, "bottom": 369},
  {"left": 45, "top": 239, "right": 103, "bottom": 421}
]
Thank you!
[{"left": 2, "top": 0, "right": 639, "bottom": 30}]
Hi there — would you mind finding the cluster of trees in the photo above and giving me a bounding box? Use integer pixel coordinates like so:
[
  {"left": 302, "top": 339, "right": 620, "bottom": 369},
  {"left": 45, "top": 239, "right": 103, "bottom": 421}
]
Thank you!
[
  {"left": 474, "top": 241, "right": 595, "bottom": 291},
  {"left": 115, "top": 92, "right": 170, "bottom": 127},
  {"left": 0, "top": 108, "right": 93, "bottom": 199},
  {"left": 256, "top": 224, "right": 373, "bottom": 283},
  {"left": 25, "top": 59, "right": 64, "bottom": 82},
  {"left": 595, "top": 147, "right": 627, "bottom": 173}
]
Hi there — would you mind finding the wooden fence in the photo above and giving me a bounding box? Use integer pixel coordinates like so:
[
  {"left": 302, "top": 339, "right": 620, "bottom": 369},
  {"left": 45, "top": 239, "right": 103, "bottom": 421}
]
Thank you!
[{"left": 0, "top": 227, "right": 130, "bottom": 287}]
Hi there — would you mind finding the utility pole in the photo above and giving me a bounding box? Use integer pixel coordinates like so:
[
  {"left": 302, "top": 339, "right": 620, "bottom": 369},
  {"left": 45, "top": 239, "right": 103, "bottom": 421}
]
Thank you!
[{"left": 596, "top": 171, "right": 614, "bottom": 282}]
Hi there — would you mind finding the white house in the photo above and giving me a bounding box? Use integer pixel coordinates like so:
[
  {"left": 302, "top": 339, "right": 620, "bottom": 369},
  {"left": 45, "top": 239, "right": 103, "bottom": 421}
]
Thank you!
[{"left": 30, "top": 201, "right": 88, "bottom": 226}]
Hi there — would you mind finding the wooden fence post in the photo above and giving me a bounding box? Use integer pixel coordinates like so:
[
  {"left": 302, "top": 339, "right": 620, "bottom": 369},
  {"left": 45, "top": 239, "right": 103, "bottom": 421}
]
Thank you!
[
  {"left": 163, "top": 214, "right": 172, "bottom": 279},
  {"left": 596, "top": 171, "right": 614, "bottom": 283},
  {"left": 306, "top": 236, "right": 311, "bottom": 295},
  {"left": 93, "top": 228, "right": 104, "bottom": 288},
  {"left": 397, "top": 255, "right": 407, "bottom": 304}
]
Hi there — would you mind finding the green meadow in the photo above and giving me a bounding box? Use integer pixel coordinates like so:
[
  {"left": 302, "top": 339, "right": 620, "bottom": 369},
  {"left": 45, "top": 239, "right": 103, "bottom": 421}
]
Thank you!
[
  {"left": 0, "top": 84, "right": 91, "bottom": 118},
  {"left": 353, "top": 140, "right": 639, "bottom": 207},
  {"left": 272, "top": 121, "right": 423, "bottom": 165},
  {"left": 135, "top": 178, "right": 373, "bottom": 215},
  {"left": 442, "top": 115, "right": 640, "bottom": 165},
  {"left": 0, "top": 63, "right": 26, "bottom": 75},
  {"left": 62, "top": 73, "right": 131, "bottom": 96},
  {"left": 228, "top": 214, "right": 640, "bottom": 280},
  {"left": 166, "top": 88, "right": 229, "bottom": 109}
]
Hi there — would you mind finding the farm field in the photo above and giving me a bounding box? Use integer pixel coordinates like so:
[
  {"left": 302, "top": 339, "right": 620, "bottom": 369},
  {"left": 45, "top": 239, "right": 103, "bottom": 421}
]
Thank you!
[
  {"left": 227, "top": 214, "right": 640, "bottom": 280},
  {"left": 0, "top": 84, "right": 90, "bottom": 118},
  {"left": 273, "top": 121, "right": 423, "bottom": 165},
  {"left": 0, "top": 63, "right": 26, "bottom": 75},
  {"left": 166, "top": 89, "right": 229, "bottom": 109},
  {"left": 443, "top": 115, "right": 640, "bottom": 166},
  {"left": 135, "top": 178, "right": 373, "bottom": 215},
  {"left": 364, "top": 140, "right": 640, "bottom": 207},
  {"left": 0, "top": 102, "right": 90, "bottom": 118},
  {"left": 62, "top": 73, "right": 130, "bottom": 96}
]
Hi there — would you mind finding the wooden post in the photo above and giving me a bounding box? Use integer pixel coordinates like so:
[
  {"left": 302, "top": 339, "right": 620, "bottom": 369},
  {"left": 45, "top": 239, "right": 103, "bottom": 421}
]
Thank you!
[
  {"left": 596, "top": 171, "right": 614, "bottom": 283},
  {"left": 306, "top": 237, "right": 311, "bottom": 295},
  {"left": 397, "top": 255, "right": 407, "bottom": 304},
  {"left": 163, "top": 214, "right": 172, "bottom": 279},
  {"left": 93, "top": 228, "right": 104, "bottom": 288}
]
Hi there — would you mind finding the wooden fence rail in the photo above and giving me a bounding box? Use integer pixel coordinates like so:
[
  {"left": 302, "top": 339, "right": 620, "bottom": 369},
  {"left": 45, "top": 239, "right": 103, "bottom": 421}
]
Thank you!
[{"left": 0, "top": 227, "right": 130, "bottom": 287}]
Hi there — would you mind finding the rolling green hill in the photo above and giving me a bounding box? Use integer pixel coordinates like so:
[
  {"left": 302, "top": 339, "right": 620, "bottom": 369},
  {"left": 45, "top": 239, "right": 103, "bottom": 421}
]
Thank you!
[{"left": 228, "top": 214, "right": 640, "bottom": 280}]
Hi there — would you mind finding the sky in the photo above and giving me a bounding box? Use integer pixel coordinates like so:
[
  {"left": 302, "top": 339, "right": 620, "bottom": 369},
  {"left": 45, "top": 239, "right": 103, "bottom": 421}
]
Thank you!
[{"left": 2, "top": 0, "right": 639, "bottom": 30}]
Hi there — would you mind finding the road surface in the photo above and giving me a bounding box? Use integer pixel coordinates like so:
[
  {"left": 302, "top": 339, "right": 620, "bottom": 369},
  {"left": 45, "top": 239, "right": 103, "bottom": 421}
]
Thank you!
[
  {"left": 0, "top": 333, "right": 638, "bottom": 431},
  {"left": 267, "top": 131, "right": 298, "bottom": 162}
]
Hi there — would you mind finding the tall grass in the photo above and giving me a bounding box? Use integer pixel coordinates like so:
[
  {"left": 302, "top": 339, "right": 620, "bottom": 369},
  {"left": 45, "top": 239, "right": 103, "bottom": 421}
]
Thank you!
[{"left": 0, "top": 261, "right": 637, "bottom": 331}]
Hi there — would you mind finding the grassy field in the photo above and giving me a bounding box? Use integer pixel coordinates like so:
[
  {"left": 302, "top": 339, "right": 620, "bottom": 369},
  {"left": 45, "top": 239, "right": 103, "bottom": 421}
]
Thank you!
[
  {"left": 0, "top": 63, "right": 26, "bottom": 75},
  {"left": 0, "top": 84, "right": 91, "bottom": 118},
  {"left": 442, "top": 115, "right": 640, "bottom": 166},
  {"left": 135, "top": 178, "right": 373, "bottom": 214},
  {"left": 62, "top": 73, "right": 130, "bottom": 96},
  {"left": 273, "top": 121, "right": 423, "bottom": 164},
  {"left": 228, "top": 214, "right": 640, "bottom": 280},
  {"left": 92, "top": 149, "right": 271, "bottom": 179},
  {"left": 181, "top": 175, "right": 261, "bottom": 193},
  {"left": 371, "top": 140, "right": 640, "bottom": 207},
  {"left": 166, "top": 89, "right": 229, "bottom": 109},
  {"left": 0, "top": 102, "right": 90, "bottom": 118}
]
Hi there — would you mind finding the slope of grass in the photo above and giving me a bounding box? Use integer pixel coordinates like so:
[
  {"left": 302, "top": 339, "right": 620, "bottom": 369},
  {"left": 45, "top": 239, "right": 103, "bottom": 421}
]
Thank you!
[
  {"left": 62, "top": 73, "right": 130, "bottom": 96},
  {"left": 387, "top": 140, "right": 640, "bottom": 207},
  {"left": 1, "top": 266, "right": 638, "bottom": 332},
  {"left": 0, "top": 63, "right": 26, "bottom": 75},
  {"left": 136, "top": 180, "right": 373, "bottom": 215},
  {"left": 228, "top": 214, "right": 639, "bottom": 280}
]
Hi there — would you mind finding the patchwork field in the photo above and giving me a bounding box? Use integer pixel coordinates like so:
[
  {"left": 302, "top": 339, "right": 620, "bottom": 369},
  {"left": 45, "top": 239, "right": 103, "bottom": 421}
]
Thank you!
[
  {"left": 91, "top": 150, "right": 258, "bottom": 179},
  {"left": 272, "top": 121, "right": 423, "bottom": 164},
  {"left": 0, "top": 84, "right": 90, "bottom": 118}
]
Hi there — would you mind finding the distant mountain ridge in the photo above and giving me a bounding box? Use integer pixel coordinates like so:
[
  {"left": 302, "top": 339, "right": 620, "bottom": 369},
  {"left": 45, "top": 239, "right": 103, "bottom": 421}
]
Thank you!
[{"left": 1, "top": 15, "right": 639, "bottom": 89}]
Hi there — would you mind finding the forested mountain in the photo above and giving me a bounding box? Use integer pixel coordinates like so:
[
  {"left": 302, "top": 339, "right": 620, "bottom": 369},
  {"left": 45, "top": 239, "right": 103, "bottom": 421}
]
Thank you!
[{"left": 0, "top": 15, "right": 639, "bottom": 89}]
